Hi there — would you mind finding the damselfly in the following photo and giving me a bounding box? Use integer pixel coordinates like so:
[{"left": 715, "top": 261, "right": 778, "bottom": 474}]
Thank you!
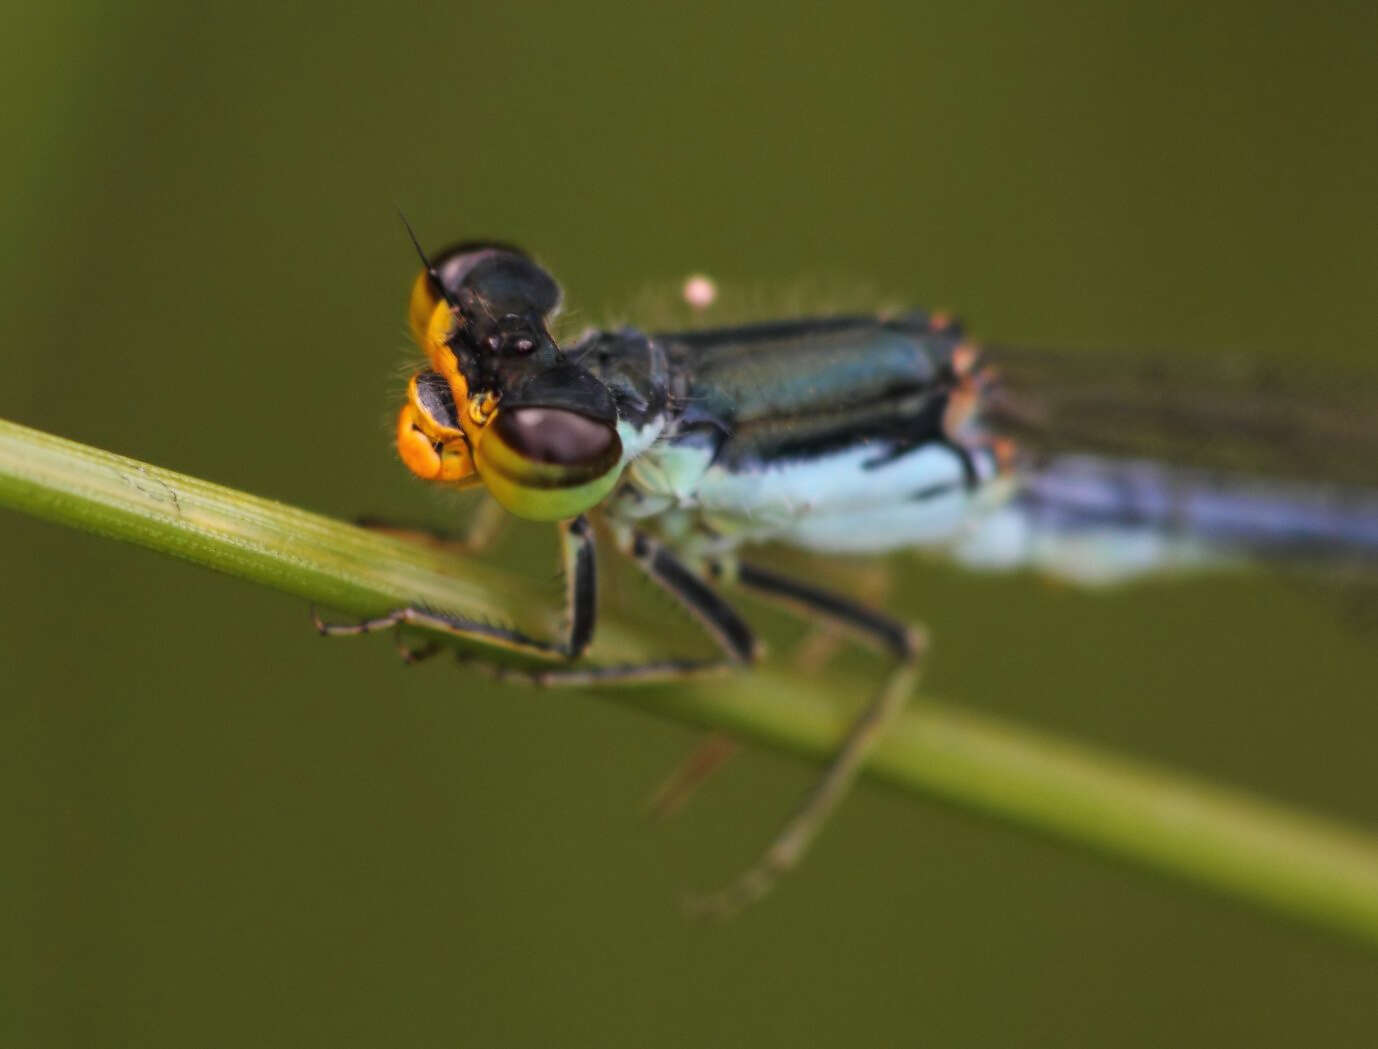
[{"left": 318, "top": 238, "right": 1378, "bottom": 914}]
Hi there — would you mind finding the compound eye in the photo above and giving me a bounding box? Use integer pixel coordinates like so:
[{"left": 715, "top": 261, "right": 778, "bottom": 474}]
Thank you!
[
  {"left": 473, "top": 407, "right": 625, "bottom": 522},
  {"left": 493, "top": 407, "right": 620, "bottom": 471}
]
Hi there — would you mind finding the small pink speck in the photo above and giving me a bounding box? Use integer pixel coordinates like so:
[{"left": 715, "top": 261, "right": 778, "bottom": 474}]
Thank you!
[{"left": 682, "top": 274, "right": 718, "bottom": 311}]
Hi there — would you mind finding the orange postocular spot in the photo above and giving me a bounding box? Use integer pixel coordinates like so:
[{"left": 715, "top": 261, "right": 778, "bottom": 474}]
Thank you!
[
  {"left": 991, "top": 436, "right": 1019, "bottom": 474},
  {"left": 943, "top": 384, "right": 979, "bottom": 437},
  {"left": 950, "top": 341, "right": 979, "bottom": 378}
]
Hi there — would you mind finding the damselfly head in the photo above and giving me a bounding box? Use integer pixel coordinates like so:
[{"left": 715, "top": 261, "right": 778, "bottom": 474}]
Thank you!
[{"left": 401, "top": 239, "right": 624, "bottom": 520}]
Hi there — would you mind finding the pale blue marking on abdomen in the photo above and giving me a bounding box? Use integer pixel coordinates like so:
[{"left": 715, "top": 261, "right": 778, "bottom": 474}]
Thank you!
[
  {"left": 622, "top": 436, "right": 1010, "bottom": 554},
  {"left": 951, "top": 454, "right": 1378, "bottom": 585}
]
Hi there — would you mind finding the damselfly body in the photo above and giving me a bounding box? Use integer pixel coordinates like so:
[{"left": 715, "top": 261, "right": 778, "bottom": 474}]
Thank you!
[{"left": 319, "top": 239, "right": 1378, "bottom": 914}]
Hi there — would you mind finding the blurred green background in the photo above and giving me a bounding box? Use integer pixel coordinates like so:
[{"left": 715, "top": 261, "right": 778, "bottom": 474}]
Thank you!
[{"left": 5, "top": 1, "right": 1378, "bottom": 1045}]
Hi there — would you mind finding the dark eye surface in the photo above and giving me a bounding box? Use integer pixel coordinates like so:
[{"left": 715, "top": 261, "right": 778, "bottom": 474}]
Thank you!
[
  {"left": 429, "top": 245, "right": 561, "bottom": 319},
  {"left": 464, "top": 256, "right": 561, "bottom": 318},
  {"left": 493, "top": 407, "right": 621, "bottom": 470}
]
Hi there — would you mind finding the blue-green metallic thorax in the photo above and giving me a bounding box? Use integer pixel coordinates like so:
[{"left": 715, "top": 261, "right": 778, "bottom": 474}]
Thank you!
[{"left": 570, "top": 314, "right": 1013, "bottom": 559}]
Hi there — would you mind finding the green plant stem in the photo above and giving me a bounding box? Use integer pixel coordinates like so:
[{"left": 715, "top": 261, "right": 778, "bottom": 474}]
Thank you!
[{"left": 4, "top": 416, "right": 1378, "bottom": 944}]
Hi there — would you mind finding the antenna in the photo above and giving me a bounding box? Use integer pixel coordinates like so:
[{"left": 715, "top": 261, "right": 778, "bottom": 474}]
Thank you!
[{"left": 396, "top": 207, "right": 458, "bottom": 308}]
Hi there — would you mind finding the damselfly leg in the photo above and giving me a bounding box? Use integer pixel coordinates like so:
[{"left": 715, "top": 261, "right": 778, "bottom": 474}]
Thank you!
[
  {"left": 649, "top": 563, "right": 894, "bottom": 820},
  {"left": 317, "top": 515, "right": 924, "bottom": 915},
  {"left": 647, "top": 734, "right": 740, "bottom": 821},
  {"left": 313, "top": 514, "right": 598, "bottom": 664},
  {"left": 681, "top": 559, "right": 926, "bottom": 917},
  {"left": 344, "top": 500, "right": 512, "bottom": 663},
  {"left": 507, "top": 530, "right": 758, "bottom": 686}
]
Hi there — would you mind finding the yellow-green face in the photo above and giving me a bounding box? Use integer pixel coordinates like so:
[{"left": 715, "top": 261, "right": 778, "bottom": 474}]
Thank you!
[
  {"left": 399, "top": 264, "right": 626, "bottom": 522},
  {"left": 466, "top": 403, "right": 624, "bottom": 520}
]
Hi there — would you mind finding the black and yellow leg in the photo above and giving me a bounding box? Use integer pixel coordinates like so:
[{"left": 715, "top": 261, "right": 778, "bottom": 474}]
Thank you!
[
  {"left": 644, "top": 565, "right": 892, "bottom": 816},
  {"left": 509, "top": 530, "right": 759, "bottom": 686},
  {"left": 320, "top": 519, "right": 920, "bottom": 917},
  {"left": 313, "top": 514, "right": 596, "bottom": 664},
  {"left": 560, "top": 514, "right": 598, "bottom": 660},
  {"left": 789, "top": 561, "right": 892, "bottom": 672},
  {"left": 317, "top": 519, "right": 756, "bottom": 684},
  {"left": 731, "top": 562, "right": 919, "bottom": 658},
  {"left": 682, "top": 559, "right": 927, "bottom": 918}
]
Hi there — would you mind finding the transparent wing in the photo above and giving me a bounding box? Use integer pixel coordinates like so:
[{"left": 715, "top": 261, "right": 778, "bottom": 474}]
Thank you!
[{"left": 982, "top": 344, "right": 1378, "bottom": 489}]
